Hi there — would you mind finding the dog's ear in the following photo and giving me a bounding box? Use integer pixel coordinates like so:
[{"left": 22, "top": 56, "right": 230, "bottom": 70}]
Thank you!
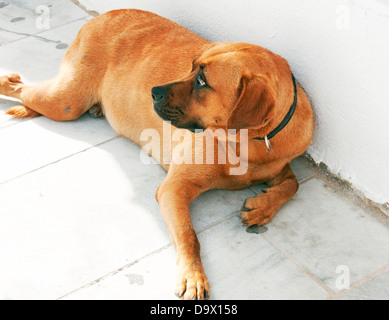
[{"left": 227, "top": 75, "right": 276, "bottom": 131}]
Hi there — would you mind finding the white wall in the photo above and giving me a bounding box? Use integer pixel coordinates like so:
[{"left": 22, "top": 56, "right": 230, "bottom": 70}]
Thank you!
[{"left": 79, "top": 0, "right": 389, "bottom": 206}]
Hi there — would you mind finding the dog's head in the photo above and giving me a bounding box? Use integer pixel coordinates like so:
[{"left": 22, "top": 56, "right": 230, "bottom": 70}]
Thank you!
[{"left": 152, "top": 43, "right": 290, "bottom": 132}]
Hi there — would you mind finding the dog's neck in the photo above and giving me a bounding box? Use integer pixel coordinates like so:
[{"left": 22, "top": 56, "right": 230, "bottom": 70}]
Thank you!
[{"left": 253, "top": 73, "right": 298, "bottom": 151}]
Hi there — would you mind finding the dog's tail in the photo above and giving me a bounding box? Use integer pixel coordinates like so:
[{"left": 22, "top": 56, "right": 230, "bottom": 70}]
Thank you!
[{"left": 5, "top": 105, "right": 41, "bottom": 118}]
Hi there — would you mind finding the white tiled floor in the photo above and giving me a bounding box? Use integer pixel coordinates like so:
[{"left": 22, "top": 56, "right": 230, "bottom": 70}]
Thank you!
[
  {"left": 0, "top": 0, "right": 87, "bottom": 45},
  {"left": 1, "top": 0, "right": 389, "bottom": 300}
]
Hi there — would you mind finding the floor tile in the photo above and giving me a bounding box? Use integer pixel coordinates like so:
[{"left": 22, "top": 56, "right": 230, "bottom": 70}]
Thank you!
[
  {"left": 290, "top": 157, "right": 316, "bottom": 182},
  {"left": 190, "top": 188, "right": 255, "bottom": 231},
  {"left": 0, "top": 0, "right": 87, "bottom": 45},
  {"left": 0, "top": 136, "right": 257, "bottom": 299},
  {"left": 339, "top": 268, "right": 389, "bottom": 300},
  {"left": 0, "top": 137, "right": 169, "bottom": 299},
  {"left": 200, "top": 216, "right": 329, "bottom": 300},
  {"left": 0, "top": 115, "right": 117, "bottom": 183},
  {"left": 62, "top": 216, "right": 329, "bottom": 300},
  {"left": 264, "top": 178, "right": 389, "bottom": 293},
  {"left": 61, "top": 246, "right": 179, "bottom": 300},
  {"left": 0, "top": 97, "right": 23, "bottom": 128}
]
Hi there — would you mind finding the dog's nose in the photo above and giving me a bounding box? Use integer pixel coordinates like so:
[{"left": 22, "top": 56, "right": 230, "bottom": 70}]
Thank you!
[{"left": 151, "top": 86, "right": 166, "bottom": 102}]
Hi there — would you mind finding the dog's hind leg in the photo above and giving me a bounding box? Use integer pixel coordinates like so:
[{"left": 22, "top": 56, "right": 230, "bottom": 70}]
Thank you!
[
  {"left": 0, "top": 74, "right": 39, "bottom": 118},
  {"left": 241, "top": 163, "right": 299, "bottom": 227},
  {"left": 0, "top": 25, "right": 104, "bottom": 122},
  {"left": 0, "top": 63, "right": 98, "bottom": 122}
]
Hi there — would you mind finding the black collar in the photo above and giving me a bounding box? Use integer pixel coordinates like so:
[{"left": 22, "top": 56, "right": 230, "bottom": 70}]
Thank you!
[{"left": 253, "top": 73, "right": 298, "bottom": 149}]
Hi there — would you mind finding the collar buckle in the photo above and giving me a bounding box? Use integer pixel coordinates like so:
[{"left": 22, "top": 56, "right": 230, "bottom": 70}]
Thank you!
[{"left": 264, "top": 135, "right": 272, "bottom": 153}]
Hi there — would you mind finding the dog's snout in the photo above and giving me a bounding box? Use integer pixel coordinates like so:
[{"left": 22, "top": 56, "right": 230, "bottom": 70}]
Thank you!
[{"left": 151, "top": 86, "right": 167, "bottom": 102}]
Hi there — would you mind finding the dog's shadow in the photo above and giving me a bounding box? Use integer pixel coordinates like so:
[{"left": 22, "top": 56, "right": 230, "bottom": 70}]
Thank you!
[
  {"left": 0, "top": 95, "right": 264, "bottom": 300},
  {"left": 0, "top": 96, "right": 165, "bottom": 219},
  {"left": 0, "top": 97, "right": 254, "bottom": 232}
]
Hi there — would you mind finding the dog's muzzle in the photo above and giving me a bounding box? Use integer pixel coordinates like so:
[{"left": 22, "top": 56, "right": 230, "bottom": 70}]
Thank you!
[{"left": 151, "top": 85, "right": 204, "bottom": 132}]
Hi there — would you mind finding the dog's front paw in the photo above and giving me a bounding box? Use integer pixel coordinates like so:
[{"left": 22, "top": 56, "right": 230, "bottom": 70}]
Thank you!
[
  {"left": 241, "top": 191, "right": 277, "bottom": 227},
  {"left": 175, "top": 260, "right": 210, "bottom": 300}
]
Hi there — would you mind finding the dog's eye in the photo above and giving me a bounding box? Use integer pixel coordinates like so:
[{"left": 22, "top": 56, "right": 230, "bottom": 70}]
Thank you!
[{"left": 196, "top": 75, "right": 206, "bottom": 87}]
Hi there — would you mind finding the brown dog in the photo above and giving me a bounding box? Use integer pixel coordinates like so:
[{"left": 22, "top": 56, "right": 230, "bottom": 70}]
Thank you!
[{"left": 0, "top": 9, "right": 314, "bottom": 299}]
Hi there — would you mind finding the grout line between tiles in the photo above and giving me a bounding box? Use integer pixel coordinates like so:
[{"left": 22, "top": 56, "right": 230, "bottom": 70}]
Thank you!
[
  {"left": 0, "top": 135, "right": 119, "bottom": 186},
  {"left": 57, "top": 211, "right": 243, "bottom": 299},
  {"left": 248, "top": 186, "right": 260, "bottom": 194},
  {"left": 57, "top": 243, "right": 173, "bottom": 300},
  {"left": 260, "top": 232, "right": 335, "bottom": 297},
  {"left": 0, "top": 16, "right": 90, "bottom": 47},
  {"left": 196, "top": 211, "right": 241, "bottom": 235},
  {"left": 327, "top": 263, "right": 389, "bottom": 300}
]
